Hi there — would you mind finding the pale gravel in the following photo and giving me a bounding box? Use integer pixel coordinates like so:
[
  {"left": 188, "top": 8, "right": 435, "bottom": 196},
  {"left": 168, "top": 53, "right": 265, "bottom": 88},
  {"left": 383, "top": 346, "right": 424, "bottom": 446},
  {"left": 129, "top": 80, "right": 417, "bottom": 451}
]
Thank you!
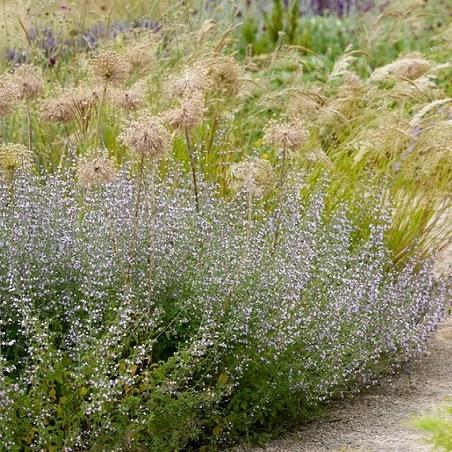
[{"left": 234, "top": 316, "right": 451, "bottom": 452}]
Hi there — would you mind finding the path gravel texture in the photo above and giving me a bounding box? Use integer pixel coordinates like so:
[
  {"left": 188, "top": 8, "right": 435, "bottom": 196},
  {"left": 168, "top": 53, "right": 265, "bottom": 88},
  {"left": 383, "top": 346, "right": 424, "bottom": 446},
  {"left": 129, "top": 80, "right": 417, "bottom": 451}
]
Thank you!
[{"left": 236, "top": 317, "right": 452, "bottom": 452}]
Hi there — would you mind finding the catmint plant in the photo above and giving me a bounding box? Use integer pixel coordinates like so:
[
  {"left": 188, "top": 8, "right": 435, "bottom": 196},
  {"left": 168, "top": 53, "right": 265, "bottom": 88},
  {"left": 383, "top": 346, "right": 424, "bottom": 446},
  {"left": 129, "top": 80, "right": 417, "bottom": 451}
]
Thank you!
[{"left": 0, "top": 169, "right": 446, "bottom": 450}]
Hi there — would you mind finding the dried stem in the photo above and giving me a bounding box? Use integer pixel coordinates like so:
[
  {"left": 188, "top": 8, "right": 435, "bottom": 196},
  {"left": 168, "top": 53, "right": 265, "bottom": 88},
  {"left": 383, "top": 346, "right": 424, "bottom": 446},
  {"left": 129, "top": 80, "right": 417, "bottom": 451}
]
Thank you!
[
  {"left": 185, "top": 127, "right": 200, "bottom": 212},
  {"left": 94, "top": 83, "right": 108, "bottom": 152},
  {"left": 25, "top": 99, "right": 32, "bottom": 152},
  {"left": 272, "top": 146, "right": 288, "bottom": 251}
]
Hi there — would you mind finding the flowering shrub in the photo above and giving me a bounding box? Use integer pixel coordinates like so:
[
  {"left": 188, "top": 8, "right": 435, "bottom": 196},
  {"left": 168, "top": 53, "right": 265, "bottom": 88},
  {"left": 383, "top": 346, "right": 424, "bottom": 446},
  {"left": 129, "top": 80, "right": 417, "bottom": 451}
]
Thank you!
[{"left": 0, "top": 170, "right": 445, "bottom": 450}]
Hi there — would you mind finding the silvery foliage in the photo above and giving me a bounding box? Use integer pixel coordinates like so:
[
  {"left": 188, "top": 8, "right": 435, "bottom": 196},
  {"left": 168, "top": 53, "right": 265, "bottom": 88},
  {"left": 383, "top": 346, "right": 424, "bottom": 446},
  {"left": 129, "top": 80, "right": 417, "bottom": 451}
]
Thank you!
[{"left": 0, "top": 170, "right": 446, "bottom": 447}]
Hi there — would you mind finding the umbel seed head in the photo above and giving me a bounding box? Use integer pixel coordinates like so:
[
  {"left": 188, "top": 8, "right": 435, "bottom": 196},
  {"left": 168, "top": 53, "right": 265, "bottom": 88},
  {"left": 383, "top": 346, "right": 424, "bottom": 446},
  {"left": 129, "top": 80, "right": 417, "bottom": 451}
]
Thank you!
[
  {"left": 0, "top": 73, "right": 20, "bottom": 117},
  {"left": 119, "top": 114, "right": 171, "bottom": 159},
  {"left": 0, "top": 143, "right": 32, "bottom": 178},
  {"left": 230, "top": 158, "right": 275, "bottom": 198},
  {"left": 77, "top": 154, "right": 117, "bottom": 187},
  {"left": 91, "top": 50, "right": 129, "bottom": 85},
  {"left": 164, "top": 92, "right": 205, "bottom": 130},
  {"left": 263, "top": 117, "right": 309, "bottom": 152},
  {"left": 14, "top": 64, "right": 44, "bottom": 101}
]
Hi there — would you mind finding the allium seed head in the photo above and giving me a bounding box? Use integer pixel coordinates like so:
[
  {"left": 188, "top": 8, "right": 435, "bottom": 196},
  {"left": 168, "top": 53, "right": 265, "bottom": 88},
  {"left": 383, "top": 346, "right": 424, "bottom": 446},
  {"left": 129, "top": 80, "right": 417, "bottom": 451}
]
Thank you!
[
  {"left": 205, "top": 56, "right": 244, "bottom": 97},
  {"left": 77, "top": 154, "right": 116, "bottom": 187},
  {"left": 263, "top": 117, "right": 309, "bottom": 152},
  {"left": 14, "top": 64, "right": 43, "bottom": 100},
  {"left": 0, "top": 73, "right": 20, "bottom": 117},
  {"left": 0, "top": 143, "right": 32, "bottom": 178},
  {"left": 110, "top": 81, "right": 147, "bottom": 112},
  {"left": 164, "top": 92, "right": 205, "bottom": 130},
  {"left": 40, "top": 85, "right": 99, "bottom": 123},
  {"left": 90, "top": 50, "right": 129, "bottom": 85},
  {"left": 119, "top": 114, "right": 171, "bottom": 159},
  {"left": 124, "top": 45, "right": 154, "bottom": 74},
  {"left": 230, "top": 158, "right": 275, "bottom": 197},
  {"left": 166, "top": 66, "right": 211, "bottom": 99}
]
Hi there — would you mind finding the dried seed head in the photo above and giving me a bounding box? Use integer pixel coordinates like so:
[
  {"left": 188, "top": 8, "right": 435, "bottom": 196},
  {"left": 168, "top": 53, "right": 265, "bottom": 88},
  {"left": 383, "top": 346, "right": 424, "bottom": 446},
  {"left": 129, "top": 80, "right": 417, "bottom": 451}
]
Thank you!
[
  {"left": 230, "top": 157, "right": 275, "bottom": 197},
  {"left": 166, "top": 66, "right": 211, "bottom": 99},
  {"left": 40, "top": 85, "right": 99, "bottom": 123},
  {"left": 0, "top": 143, "right": 32, "bottom": 178},
  {"left": 351, "top": 113, "right": 411, "bottom": 163},
  {"left": 40, "top": 95, "right": 75, "bottom": 123},
  {"left": 90, "top": 50, "right": 129, "bottom": 85},
  {"left": 392, "top": 76, "right": 441, "bottom": 101},
  {"left": 305, "top": 148, "right": 333, "bottom": 168},
  {"left": 329, "top": 46, "right": 357, "bottom": 82},
  {"left": 370, "top": 52, "right": 432, "bottom": 82},
  {"left": 263, "top": 117, "right": 309, "bottom": 151},
  {"left": 415, "top": 119, "right": 452, "bottom": 154},
  {"left": 336, "top": 72, "right": 365, "bottom": 98},
  {"left": 286, "top": 90, "right": 322, "bottom": 119},
  {"left": 0, "top": 73, "right": 20, "bottom": 117},
  {"left": 14, "top": 64, "right": 43, "bottom": 100},
  {"left": 205, "top": 56, "right": 244, "bottom": 97},
  {"left": 317, "top": 97, "right": 359, "bottom": 129},
  {"left": 110, "top": 81, "right": 147, "bottom": 112},
  {"left": 164, "top": 92, "right": 205, "bottom": 130},
  {"left": 77, "top": 154, "right": 116, "bottom": 187},
  {"left": 124, "top": 45, "right": 154, "bottom": 74},
  {"left": 119, "top": 113, "right": 171, "bottom": 159}
]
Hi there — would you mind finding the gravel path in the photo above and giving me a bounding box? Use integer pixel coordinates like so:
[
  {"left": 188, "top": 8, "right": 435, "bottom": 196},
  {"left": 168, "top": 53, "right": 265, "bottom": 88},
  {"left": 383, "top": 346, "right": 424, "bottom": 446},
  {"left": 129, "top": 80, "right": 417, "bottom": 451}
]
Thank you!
[{"left": 236, "top": 316, "right": 452, "bottom": 452}]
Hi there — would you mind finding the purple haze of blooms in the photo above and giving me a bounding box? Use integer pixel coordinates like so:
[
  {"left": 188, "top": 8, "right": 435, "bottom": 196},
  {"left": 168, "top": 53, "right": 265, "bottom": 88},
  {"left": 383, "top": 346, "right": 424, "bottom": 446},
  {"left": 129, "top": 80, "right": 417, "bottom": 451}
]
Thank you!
[
  {"left": 79, "top": 18, "right": 160, "bottom": 50},
  {"left": 28, "top": 26, "right": 60, "bottom": 57},
  {"left": 5, "top": 17, "right": 161, "bottom": 63},
  {"left": 5, "top": 48, "right": 28, "bottom": 65},
  {"left": 302, "top": 0, "right": 374, "bottom": 16}
]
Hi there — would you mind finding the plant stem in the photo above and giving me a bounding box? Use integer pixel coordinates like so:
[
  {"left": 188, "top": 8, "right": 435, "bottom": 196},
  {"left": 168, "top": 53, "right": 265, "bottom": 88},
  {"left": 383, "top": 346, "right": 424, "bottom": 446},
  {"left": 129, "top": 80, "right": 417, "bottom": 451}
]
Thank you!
[
  {"left": 126, "top": 154, "right": 146, "bottom": 285},
  {"left": 94, "top": 83, "right": 107, "bottom": 152},
  {"left": 25, "top": 99, "right": 32, "bottom": 152},
  {"left": 185, "top": 127, "right": 200, "bottom": 212},
  {"left": 272, "top": 146, "right": 288, "bottom": 251}
]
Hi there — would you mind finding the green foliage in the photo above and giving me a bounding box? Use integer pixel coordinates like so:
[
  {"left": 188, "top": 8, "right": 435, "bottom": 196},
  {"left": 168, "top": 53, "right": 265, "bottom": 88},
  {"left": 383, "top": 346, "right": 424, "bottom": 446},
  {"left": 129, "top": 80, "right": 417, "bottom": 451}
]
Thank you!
[{"left": 415, "top": 404, "right": 452, "bottom": 451}]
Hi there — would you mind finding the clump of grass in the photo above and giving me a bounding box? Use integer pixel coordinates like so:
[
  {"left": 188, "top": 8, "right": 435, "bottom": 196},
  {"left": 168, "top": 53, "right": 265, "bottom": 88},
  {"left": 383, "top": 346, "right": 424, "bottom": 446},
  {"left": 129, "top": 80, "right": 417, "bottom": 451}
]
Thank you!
[{"left": 414, "top": 403, "right": 452, "bottom": 451}]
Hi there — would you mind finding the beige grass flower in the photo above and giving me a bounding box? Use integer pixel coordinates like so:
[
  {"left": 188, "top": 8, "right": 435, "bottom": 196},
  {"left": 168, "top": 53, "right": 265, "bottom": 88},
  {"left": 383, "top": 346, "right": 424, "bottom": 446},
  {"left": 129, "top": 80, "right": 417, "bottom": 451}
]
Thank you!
[
  {"left": 77, "top": 154, "right": 116, "bottom": 187},
  {"left": 119, "top": 114, "right": 171, "bottom": 159}
]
